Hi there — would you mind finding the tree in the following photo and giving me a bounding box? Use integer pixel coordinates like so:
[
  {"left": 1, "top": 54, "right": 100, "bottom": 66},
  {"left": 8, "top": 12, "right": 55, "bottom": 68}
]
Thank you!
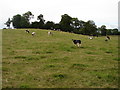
[
  {"left": 59, "top": 14, "right": 73, "bottom": 32},
  {"left": 37, "top": 14, "right": 45, "bottom": 29},
  {"left": 12, "top": 14, "right": 21, "bottom": 28},
  {"left": 106, "top": 29, "right": 112, "bottom": 35},
  {"left": 20, "top": 16, "right": 30, "bottom": 28},
  {"left": 112, "top": 28, "right": 119, "bottom": 35},
  {"left": 5, "top": 18, "right": 11, "bottom": 28},
  {"left": 44, "top": 21, "right": 54, "bottom": 30},
  {"left": 12, "top": 14, "right": 30, "bottom": 28},
  {"left": 71, "top": 18, "right": 80, "bottom": 29},
  {"left": 100, "top": 25, "right": 107, "bottom": 36},
  {"left": 81, "top": 20, "right": 97, "bottom": 35},
  {"left": 31, "top": 21, "right": 39, "bottom": 28},
  {"left": 54, "top": 23, "right": 60, "bottom": 30},
  {"left": 23, "top": 11, "right": 34, "bottom": 23},
  {"left": 71, "top": 18, "right": 85, "bottom": 34}
]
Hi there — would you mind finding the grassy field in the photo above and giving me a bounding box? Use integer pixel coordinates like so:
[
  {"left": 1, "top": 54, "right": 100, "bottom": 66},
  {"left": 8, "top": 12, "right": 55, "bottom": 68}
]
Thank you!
[{"left": 2, "top": 29, "right": 119, "bottom": 88}]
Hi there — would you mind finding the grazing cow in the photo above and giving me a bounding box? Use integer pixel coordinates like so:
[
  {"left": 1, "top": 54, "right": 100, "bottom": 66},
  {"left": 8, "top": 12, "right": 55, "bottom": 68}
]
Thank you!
[
  {"left": 48, "top": 31, "right": 53, "bottom": 36},
  {"left": 106, "top": 36, "right": 110, "bottom": 40},
  {"left": 72, "top": 39, "right": 82, "bottom": 47},
  {"left": 25, "top": 30, "right": 30, "bottom": 33},
  {"left": 88, "top": 36, "right": 93, "bottom": 40},
  {"left": 105, "top": 36, "right": 110, "bottom": 41},
  {"left": 32, "top": 32, "right": 35, "bottom": 36},
  {"left": 105, "top": 39, "right": 108, "bottom": 41}
]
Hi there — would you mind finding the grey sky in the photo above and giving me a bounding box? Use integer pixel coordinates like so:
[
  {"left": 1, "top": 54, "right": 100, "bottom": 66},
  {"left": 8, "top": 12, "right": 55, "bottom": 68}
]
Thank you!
[
  {"left": 118, "top": 1, "right": 120, "bottom": 30},
  {"left": 0, "top": 0, "right": 119, "bottom": 29}
]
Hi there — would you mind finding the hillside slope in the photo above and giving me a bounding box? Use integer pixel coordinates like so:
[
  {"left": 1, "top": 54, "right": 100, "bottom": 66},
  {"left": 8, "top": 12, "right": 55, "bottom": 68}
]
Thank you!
[{"left": 2, "top": 29, "right": 119, "bottom": 88}]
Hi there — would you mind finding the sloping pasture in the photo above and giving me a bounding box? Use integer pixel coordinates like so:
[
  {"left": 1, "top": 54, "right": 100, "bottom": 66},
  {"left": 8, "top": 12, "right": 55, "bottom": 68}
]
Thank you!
[{"left": 2, "top": 29, "right": 119, "bottom": 88}]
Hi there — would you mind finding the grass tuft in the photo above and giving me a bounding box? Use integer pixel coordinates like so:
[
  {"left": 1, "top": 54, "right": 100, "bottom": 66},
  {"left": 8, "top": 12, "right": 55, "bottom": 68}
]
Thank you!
[
  {"left": 46, "top": 51, "right": 53, "bottom": 54},
  {"left": 105, "top": 51, "right": 112, "bottom": 54},
  {"left": 53, "top": 74, "right": 66, "bottom": 79},
  {"left": 19, "top": 84, "right": 30, "bottom": 88},
  {"left": 14, "top": 56, "right": 26, "bottom": 59},
  {"left": 72, "top": 63, "right": 87, "bottom": 67},
  {"left": 113, "top": 58, "right": 120, "bottom": 61},
  {"left": 26, "top": 57, "right": 39, "bottom": 60}
]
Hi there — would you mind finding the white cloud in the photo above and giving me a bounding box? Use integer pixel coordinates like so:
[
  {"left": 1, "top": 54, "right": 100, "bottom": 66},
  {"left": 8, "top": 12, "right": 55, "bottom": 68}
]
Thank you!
[{"left": 0, "top": 0, "right": 119, "bottom": 29}]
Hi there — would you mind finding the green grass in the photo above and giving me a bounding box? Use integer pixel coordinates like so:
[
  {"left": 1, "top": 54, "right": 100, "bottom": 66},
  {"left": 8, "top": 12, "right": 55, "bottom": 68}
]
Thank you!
[{"left": 2, "top": 29, "right": 119, "bottom": 88}]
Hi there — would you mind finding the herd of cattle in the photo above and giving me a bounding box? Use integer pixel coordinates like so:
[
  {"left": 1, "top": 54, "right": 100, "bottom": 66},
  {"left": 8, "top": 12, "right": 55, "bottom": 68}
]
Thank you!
[{"left": 25, "top": 29, "right": 111, "bottom": 47}]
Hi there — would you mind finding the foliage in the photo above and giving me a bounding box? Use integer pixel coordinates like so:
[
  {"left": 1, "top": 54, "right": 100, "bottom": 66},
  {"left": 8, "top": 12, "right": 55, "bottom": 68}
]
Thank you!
[
  {"left": 37, "top": 14, "right": 45, "bottom": 29},
  {"left": 99, "top": 25, "right": 107, "bottom": 36},
  {"left": 54, "top": 23, "right": 60, "bottom": 30},
  {"left": 12, "top": 14, "right": 30, "bottom": 28},
  {"left": 59, "top": 14, "right": 73, "bottom": 32},
  {"left": 12, "top": 14, "right": 22, "bottom": 28},
  {"left": 4, "top": 18, "right": 11, "bottom": 28},
  {"left": 44, "top": 21, "right": 54, "bottom": 30},
  {"left": 7, "top": 11, "right": 119, "bottom": 35},
  {"left": 23, "top": 11, "right": 34, "bottom": 22},
  {"left": 31, "top": 21, "right": 39, "bottom": 28},
  {"left": 81, "top": 20, "right": 97, "bottom": 35}
]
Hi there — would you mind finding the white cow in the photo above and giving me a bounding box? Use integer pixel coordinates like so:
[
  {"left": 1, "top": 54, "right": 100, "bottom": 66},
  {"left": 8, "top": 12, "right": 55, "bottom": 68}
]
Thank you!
[
  {"left": 88, "top": 36, "right": 93, "bottom": 40},
  {"left": 32, "top": 32, "right": 35, "bottom": 36},
  {"left": 48, "top": 31, "right": 53, "bottom": 36}
]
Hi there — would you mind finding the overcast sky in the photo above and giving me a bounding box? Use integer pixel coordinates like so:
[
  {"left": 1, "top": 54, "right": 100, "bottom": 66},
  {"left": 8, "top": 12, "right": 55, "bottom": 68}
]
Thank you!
[{"left": 0, "top": 0, "right": 119, "bottom": 29}]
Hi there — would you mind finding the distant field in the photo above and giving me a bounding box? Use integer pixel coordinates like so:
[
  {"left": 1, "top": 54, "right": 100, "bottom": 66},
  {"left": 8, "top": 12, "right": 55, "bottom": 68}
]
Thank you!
[{"left": 2, "top": 29, "right": 119, "bottom": 88}]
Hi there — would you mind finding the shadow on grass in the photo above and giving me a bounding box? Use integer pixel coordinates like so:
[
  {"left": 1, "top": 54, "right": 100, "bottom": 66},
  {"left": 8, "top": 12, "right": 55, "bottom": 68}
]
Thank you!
[
  {"left": 71, "top": 46, "right": 85, "bottom": 49},
  {"left": 14, "top": 55, "right": 40, "bottom": 60},
  {"left": 70, "top": 63, "right": 88, "bottom": 71},
  {"left": 113, "top": 58, "right": 120, "bottom": 61},
  {"left": 53, "top": 73, "right": 67, "bottom": 79},
  {"left": 105, "top": 51, "right": 112, "bottom": 54}
]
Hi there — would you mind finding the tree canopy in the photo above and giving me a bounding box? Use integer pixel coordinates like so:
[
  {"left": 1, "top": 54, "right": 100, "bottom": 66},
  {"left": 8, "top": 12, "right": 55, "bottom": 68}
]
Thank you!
[
  {"left": 6, "top": 11, "right": 119, "bottom": 35},
  {"left": 12, "top": 14, "right": 30, "bottom": 28},
  {"left": 5, "top": 18, "right": 11, "bottom": 28},
  {"left": 60, "top": 14, "right": 73, "bottom": 32}
]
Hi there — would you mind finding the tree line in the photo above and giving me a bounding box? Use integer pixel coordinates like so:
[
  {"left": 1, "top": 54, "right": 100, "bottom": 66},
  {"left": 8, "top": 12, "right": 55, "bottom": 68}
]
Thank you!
[{"left": 5, "top": 11, "right": 120, "bottom": 36}]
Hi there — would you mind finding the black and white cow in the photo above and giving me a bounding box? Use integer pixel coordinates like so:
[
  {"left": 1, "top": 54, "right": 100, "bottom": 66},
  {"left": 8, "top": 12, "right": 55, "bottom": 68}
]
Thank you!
[
  {"left": 72, "top": 39, "right": 82, "bottom": 47},
  {"left": 105, "top": 36, "right": 110, "bottom": 41},
  {"left": 25, "top": 30, "right": 30, "bottom": 33}
]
